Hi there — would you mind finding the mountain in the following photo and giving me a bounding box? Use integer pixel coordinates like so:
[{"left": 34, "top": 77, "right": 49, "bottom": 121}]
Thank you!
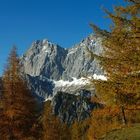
[
  {"left": 21, "top": 34, "right": 105, "bottom": 98},
  {"left": 52, "top": 90, "right": 102, "bottom": 124},
  {"left": 21, "top": 34, "right": 106, "bottom": 122},
  {"left": 21, "top": 40, "right": 67, "bottom": 80},
  {"left": 21, "top": 34, "right": 103, "bottom": 80}
]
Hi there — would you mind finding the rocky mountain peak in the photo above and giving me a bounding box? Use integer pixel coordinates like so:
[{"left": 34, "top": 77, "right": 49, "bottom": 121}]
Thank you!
[
  {"left": 21, "top": 38, "right": 67, "bottom": 79},
  {"left": 21, "top": 34, "right": 103, "bottom": 80},
  {"left": 29, "top": 39, "right": 62, "bottom": 54}
]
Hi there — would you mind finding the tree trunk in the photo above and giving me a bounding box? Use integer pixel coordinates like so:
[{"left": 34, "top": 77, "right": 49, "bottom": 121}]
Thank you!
[{"left": 121, "top": 105, "right": 127, "bottom": 125}]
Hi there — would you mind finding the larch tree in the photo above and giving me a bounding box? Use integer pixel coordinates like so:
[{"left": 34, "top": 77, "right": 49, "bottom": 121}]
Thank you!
[
  {"left": 71, "top": 118, "right": 90, "bottom": 140},
  {"left": 90, "top": 0, "right": 140, "bottom": 125},
  {"left": 0, "top": 47, "right": 39, "bottom": 140},
  {"left": 42, "top": 101, "right": 71, "bottom": 140},
  {"left": 71, "top": 121, "right": 82, "bottom": 140}
]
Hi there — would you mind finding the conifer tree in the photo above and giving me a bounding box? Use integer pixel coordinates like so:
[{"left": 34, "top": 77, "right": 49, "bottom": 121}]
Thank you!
[
  {"left": 42, "top": 101, "right": 71, "bottom": 140},
  {"left": 71, "top": 119, "right": 89, "bottom": 140},
  {"left": 90, "top": 0, "right": 140, "bottom": 125},
  {"left": 0, "top": 47, "right": 39, "bottom": 140}
]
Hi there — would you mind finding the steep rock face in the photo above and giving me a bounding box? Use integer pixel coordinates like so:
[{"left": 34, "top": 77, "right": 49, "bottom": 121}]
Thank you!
[
  {"left": 62, "top": 34, "right": 103, "bottom": 80},
  {"left": 51, "top": 90, "right": 102, "bottom": 124},
  {"left": 21, "top": 40, "right": 67, "bottom": 80},
  {"left": 21, "top": 34, "right": 103, "bottom": 82},
  {"left": 25, "top": 75, "right": 54, "bottom": 100}
]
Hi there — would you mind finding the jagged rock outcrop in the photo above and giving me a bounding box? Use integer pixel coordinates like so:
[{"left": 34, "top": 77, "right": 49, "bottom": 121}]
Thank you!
[
  {"left": 21, "top": 40, "right": 67, "bottom": 80},
  {"left": 21, "top": 34, "right": 103, "bottom": 81},
  {"left": 25, "top": 75, "right": 54, "bottom": 100},
  {"left": 62, "top": 34, "right": 103, "bottom": 80},
  {"left": 51, "top": 90, "right": 102, "bottom": 124}
]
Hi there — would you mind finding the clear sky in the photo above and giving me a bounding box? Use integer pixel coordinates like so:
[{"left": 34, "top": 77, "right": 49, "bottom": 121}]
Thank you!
[{"left": 0, "top": 0, "right": 125, "bottom": 75}]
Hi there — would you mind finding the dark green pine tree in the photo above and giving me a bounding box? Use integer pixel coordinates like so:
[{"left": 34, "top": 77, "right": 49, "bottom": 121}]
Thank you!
[
  {"left": 90, "top": 0, "right": 140, "bottom": 125},
  {"left": 0, "top": 47, "right": 40, "bottom": 140}
]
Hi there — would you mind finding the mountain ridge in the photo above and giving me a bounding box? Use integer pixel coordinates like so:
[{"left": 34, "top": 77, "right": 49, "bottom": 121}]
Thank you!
[{"left": 21, "top": 33, "right": 103, "bottom": 81}]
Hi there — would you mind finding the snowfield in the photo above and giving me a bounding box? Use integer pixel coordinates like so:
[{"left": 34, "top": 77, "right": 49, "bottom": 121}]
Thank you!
[
  {"left": 54, "top": 74, "right": 107, "bottom": 88},
  {"left": 54, "top": 77, "right": 90, "bottom": 87},
  {"left": 92, "top": 74, "right": 107, "bottom": 81},
  {"left": 44, "top": 74, "right": 107, "bottom": 101}
]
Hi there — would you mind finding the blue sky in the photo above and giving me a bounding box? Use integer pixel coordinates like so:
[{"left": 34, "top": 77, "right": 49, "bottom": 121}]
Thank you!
[{"left": 0, "top": 0, "right": 125, "bottom": 75}]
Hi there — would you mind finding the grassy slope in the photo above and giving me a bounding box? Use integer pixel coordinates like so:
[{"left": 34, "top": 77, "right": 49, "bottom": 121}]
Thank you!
[{"left": 102, "top": 124, "right": 140, "bottom": 140}]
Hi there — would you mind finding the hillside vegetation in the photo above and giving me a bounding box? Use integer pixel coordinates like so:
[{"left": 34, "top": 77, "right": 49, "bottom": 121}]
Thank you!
[{"left": 102, "top": 124, "right": 140, "bottom": 140}]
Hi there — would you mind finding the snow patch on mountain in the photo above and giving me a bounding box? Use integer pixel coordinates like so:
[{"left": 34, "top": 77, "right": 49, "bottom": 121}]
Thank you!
[
  {"left": 42, "top": 39, "right": 54, "bottom": 45},
  {"left": 21, "top": 33, "right": 107, "bottom": 100},
  {"left": 42, "top": 46, "right": 50, "bottom": 53},
  {"left": 54, "top": 77, "right": 90, "bottom": 88},
  {"left": 67, "top": 48, "right": 78, "bottom": 56},
  {"left": 44, "top": 74, "right": 107, "bottom": 101},
  {"left": 80, "top": 43, "right": 86, "bottom": 46},
  {"left": 92, "top": 74, "right": 107, "bottom": 81},
  {"left": 54, "top": 74, "right": 107, "bottom": 88},
  {"left": 44, "top": 95, "right": 53, "bottom": 101}
]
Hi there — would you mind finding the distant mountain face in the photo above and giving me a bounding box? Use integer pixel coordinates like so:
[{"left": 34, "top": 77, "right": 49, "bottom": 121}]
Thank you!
[
  {"left": 21, "top": 34, "right": 106, "bottom": 100},
  {"left": 21, "top": 40, "right": 67, "bottom": 80},
  {"left": 21, "top": 34, "right": 103, "bottom": 82},
  {"left": 52, "top": 91, "right": 102, "bottom": 124}
]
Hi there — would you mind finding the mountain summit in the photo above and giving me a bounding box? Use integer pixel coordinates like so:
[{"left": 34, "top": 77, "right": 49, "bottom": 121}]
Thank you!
[
  {"left": 21, "top": 34, "right": 103, "bottom": 81},
  {"left": 20, "top": 33, "right": 107, "bottom": 101}
]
